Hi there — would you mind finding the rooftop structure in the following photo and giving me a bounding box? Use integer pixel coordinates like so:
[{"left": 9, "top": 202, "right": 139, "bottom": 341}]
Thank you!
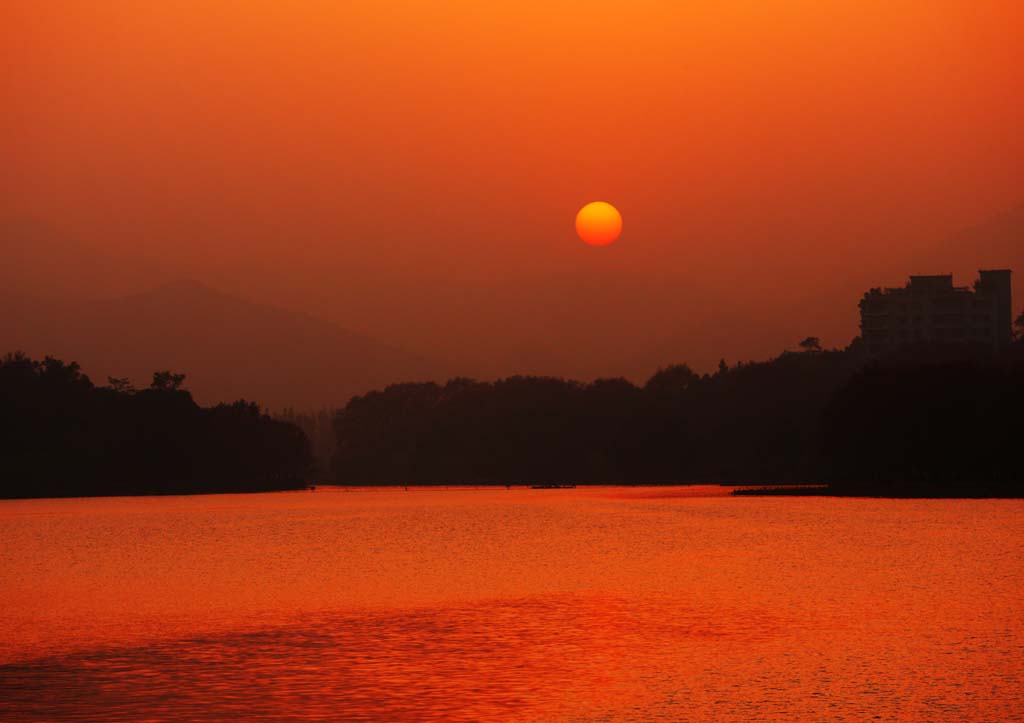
[{"left": 859, "top": 269, "right": 1012, "bottom": 355}]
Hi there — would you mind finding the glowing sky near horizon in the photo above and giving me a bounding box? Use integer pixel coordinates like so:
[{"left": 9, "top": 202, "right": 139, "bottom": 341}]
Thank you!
[{"left": 2, "top": 1, "right": 1022, "bottom": 378}]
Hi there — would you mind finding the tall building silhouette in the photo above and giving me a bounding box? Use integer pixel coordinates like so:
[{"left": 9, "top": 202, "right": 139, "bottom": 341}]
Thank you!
[{"left": 859, "top": 270, "right": 1012, "bottom": 355}]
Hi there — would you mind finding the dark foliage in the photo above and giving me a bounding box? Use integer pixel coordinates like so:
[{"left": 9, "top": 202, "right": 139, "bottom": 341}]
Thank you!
[
  {"left": 820, "top": 355, "right": 1023, "bottom": 496},
  {"left": 0, "top": 353, "right": 312, "bottom": 498},
  {"left": 331, "top": 345, "right": 1023, "bottom": 496},
  {"left": 331, "top": 350, "right": 859, "bottom": 486}
]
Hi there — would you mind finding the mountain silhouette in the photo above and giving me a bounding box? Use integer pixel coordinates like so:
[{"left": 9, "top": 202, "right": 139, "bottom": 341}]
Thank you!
[
  {"left": 1, "top": 279, "right": 438, "bottom": 409},
  {"left": 917, "top": 201, "right": 1023, "bottom": 313},
  {"left": 933, "top": 202, "right": 1024, "bottom": 269},
  {"left": 0, "top": 218, "right": 169, "bottom": 298}
]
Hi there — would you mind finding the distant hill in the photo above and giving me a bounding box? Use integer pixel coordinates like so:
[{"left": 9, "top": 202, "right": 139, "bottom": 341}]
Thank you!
[
  {"left": 0, "top": 279, "right": 438, "bottom": 409},
  {"left": 2, "top": 203, "right": 1019, "bottom": 407},
  {"left": 0, "top": 218, "right": 165, "bottom": 298},
  {"left": 921, "top": 201, "right": 1023, "bottom": 303},
  {"left": 943, "top": 202, "right": 1024, "bottom": 264}
]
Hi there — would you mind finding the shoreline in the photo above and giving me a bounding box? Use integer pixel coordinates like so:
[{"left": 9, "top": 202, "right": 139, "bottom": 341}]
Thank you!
[
  {"left": 731, "top": 484, "right": 1024, "bottom": 499},
  {"left": 4, "top": 481, "right": 1024, "bottom": 501}
]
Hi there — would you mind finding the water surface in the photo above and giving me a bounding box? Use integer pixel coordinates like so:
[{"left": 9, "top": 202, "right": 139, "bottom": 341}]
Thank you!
[{"left": 1, "top": 486, "right": 1021, "bottom": 721}]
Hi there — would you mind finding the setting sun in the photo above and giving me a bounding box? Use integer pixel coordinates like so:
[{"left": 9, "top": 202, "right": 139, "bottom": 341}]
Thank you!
[{"left": 575, "top": 201, "right": 622, "bottom": 246}]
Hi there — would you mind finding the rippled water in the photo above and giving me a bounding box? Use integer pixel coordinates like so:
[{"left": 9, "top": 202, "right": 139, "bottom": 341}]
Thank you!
[{"left": 1, "top": 486, "right": 1022, "bottom": 721}]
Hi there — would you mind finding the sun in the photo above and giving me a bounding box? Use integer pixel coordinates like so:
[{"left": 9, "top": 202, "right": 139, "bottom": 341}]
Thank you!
[{"left": 575, "top": 201, "right": 622, "bottom": 246}]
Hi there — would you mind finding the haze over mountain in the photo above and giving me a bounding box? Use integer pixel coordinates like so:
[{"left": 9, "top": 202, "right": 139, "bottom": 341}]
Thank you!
[
  {"left": 3, "top": 202, "right": 1020, "bottom": 409},
  {"left": 1, "top": 276, "right": 436, "bottom": 410},
  {"left": 927, "top": 202, "right": 1024, "bottom": 277}
]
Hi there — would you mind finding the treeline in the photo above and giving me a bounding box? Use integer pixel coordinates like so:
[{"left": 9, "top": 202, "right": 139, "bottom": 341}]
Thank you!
[
  {"left": 331, "top": 343, "right": 1024, "bottom": 496},
  {"left": 820, "top": 357, "right": 1022, "bottom": 496},
  {"left": 4, "top": 342, "right": 1021, "bottom": 499},
  {"left": 332, "top": 350, "right": 858, "bottom": 485},
  {"left": 0, "top": 353, "right": 312, "bottom": 498}
]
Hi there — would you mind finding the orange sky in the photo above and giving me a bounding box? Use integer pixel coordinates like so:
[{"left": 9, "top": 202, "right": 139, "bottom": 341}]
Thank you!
[{"left": 3, "top": 1, "right": 1023, "bottom": 381}]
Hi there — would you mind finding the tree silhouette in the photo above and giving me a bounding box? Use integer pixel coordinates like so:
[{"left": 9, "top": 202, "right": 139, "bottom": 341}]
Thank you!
[
  {"left": 107, "top": 377, "right": 135, "bottom": 394},
  {"left": 1, "top": 354, "right": 311, "bottom": 498},
  {"left": 644, "top": 364, "right": 697, "bottom": 396},
  {"left": 4, "top": 344, "right": 1022, "bottom": 499},
  {"left": 327, "top": 343, "right": 1022, "bottom": 495},
  {"left": 799, "top": 336, "right": 822, "bottom": 352},
  {"left": 151, "top": 371, "right": 187, "bottom": 391}
]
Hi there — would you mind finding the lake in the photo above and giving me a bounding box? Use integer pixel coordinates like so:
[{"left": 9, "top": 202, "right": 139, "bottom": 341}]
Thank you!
[{"left": 1, "top": 486, "right": 1022, "bottom": 721}]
